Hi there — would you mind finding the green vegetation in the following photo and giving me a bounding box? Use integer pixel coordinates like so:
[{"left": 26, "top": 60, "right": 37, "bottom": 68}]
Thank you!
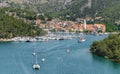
[
  {"left": 90, "top": 33, "right": 120, "bottom": 63},
  {"left": 0, "top": 9, "right": 46, "bottom": 39},
  {"left": 1, "top": 0, "right": 120, "bottom": 35},
  {"left": 50, "top": 0, "right": 120, "bottom": 32}
]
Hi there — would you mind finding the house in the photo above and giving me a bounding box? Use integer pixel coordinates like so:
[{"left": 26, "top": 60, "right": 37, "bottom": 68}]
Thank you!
[
  {"left": 94, "top": 24, "right": 106, "bottom": 33},
  {"left": 86, "top": 24, "right": 96, "bottom": 31},
  {"left": 36, "top": 19, "right": 106, "bottom": 33}
]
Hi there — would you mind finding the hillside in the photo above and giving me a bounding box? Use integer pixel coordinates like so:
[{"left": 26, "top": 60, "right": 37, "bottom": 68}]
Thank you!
[
  {"left": 0, "top": 11, "right": 46, "bottom": 38},
  {"left": 1, "top": 0, "right": 120, "bottom": 32},
  {"left": 1, "top": 0, "right": 120, "bottom": 18},
  {"left": 90, "top": 33, "right": 120, "bottom": 63}
]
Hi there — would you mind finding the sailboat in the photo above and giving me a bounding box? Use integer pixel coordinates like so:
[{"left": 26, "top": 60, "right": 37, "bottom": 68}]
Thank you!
[{"left": 33, "top": 53, "right": 40, "bottom": 69}]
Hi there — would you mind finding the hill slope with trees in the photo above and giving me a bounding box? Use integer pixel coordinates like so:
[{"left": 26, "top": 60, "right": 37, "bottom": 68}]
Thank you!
[
  {"left": 0, "top": 10, "right": 46, "bottom": 39},
  {"left": 1, "top": 0, "right": 120, "bottom": 32},
  {"left": 90, "top": 33, "right": 120, "bottom": 63}
]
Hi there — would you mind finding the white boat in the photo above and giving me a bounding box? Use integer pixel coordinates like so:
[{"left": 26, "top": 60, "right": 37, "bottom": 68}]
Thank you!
[
  {"left": 78, "top": 37, "right": 86, "bottom": 43},
  {"left": 32, "top": 49, "right": 36, "bottom": 56},
  {"left": 32, "top": 52, "right": 36, "bottom": 56},
  {"left": 78, "top": 33, "right": 86, "bottom": 43},
  {"left": 41, "top": 57, "right": 45, "bottom": 62},
  {"left": 33, "top": 53, "right": 40, "bottom": 70},
  {"left": 66, "top": 48, "right": 70, "bottom": 53},
  {"left": 33, "top": 64, "right": 40, "bottom": 69}
]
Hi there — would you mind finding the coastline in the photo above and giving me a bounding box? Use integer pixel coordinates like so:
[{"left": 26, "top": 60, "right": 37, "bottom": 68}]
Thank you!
[
  {"left": 0, "top": 32, "right": 118, "bottom": 42},
  {"left": 0, "top": 38, "right": 13, "bottom": 42},
  {"left": 90, "top": 33, "right": 120, "bottom": 64}
]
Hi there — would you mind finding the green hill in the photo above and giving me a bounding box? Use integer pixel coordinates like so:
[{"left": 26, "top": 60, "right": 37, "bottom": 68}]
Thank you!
[
  {"left": 51, "top": 0, "right": 120, "bottom": 31},
  {"left": 90, "top": 33, "right": 120, "bottom": 63},
  {"left": 0, "top": 10, "right": 46, "bottom": 39},
  {"left": 1, "top": 0, "right": 120, "bottom": 32}
]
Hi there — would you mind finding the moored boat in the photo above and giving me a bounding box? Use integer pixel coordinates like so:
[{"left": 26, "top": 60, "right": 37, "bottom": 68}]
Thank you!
[
  {"left": 33, "top": 52, "right": 40, "bottom": 70},
  {"left": 78, "top": 37, "right": 86, "bottom": 43}
]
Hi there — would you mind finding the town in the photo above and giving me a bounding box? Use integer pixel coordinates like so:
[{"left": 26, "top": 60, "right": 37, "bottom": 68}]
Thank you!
[{"left": 34, "top": 18, "right": 106, "bottom": 34}]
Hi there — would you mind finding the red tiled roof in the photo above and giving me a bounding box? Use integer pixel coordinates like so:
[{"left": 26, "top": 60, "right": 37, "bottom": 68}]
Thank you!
[{"left": 86, "top": 25, "right": 96, "bottom": 31}]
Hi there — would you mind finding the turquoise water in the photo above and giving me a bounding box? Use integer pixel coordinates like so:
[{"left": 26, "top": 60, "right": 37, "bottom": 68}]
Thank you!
[{"left": 0, "top": 35, "right": 120, "bottom": 74}]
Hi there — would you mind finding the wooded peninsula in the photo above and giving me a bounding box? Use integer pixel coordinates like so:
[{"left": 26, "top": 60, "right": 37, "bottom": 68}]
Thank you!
[{"left": 90, "top": 33, "right": 120, "bottom": 63}]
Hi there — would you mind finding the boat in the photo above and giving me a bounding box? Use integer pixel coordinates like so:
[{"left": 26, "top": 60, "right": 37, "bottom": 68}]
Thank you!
[
  {"left": 32, "top": 49, "right": 36, "bottom": 56},
  {"left": 78, "top": 37, "right": 86, "bottom": 43},
  {"left": 78, "top": 33, "right": 86, "bottom": 43},
  {"left": 32, "top": 52, "right": 36, "bottom": 56},
  {"left": 93, "top": 31, "right": 99, "bottom": 36},
  {"left": 33, "top": 53, "right": 40, "bottom": 70},
  {"left": 58, "top": 37, "right": 64, "bottom": 40},
  {"left": 66, "top": 48, "right": 70, "bottom": 53},
  {"left": 41, "top": 57, "right": 45, "bottom": 62}
]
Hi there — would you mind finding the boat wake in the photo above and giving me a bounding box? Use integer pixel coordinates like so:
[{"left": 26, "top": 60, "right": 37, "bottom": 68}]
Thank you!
[{"left": 20, "top": 61, "right": 31, "bottom": 74}]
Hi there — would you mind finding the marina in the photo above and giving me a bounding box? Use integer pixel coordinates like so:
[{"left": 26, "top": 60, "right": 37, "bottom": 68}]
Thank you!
[
  {"left": 10, "top": 32, "right": 107, "bottom": 42},
  {"left": 0, "top": 0, "right": 120, "bottom": 74},
  {"left": 11, "top": 32, "right": 74, "bottom": 42},
  {"left": 1, "top": 34, "right": 120, "bottom": 74}
]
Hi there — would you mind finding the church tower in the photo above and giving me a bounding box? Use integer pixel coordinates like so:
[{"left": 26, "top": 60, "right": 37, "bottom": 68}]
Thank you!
[{"left": 83, "top": 19, "right": 87, "bottom": 30}]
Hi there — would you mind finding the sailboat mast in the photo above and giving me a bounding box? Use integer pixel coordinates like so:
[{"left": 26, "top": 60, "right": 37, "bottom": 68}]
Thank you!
[{"left": 36, "top": 54, "right": 38, "bottom": 64}]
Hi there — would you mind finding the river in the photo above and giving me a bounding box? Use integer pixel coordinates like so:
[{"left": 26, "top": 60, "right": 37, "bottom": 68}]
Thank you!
[{"left": 0, "top": 34, "right": 120, "bottom": 74}]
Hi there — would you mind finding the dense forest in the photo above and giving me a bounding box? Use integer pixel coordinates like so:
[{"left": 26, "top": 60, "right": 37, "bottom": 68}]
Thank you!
[
  {"left": 90, "top": 33, "right": 120, "bottom": 63},
  {"left": 0, "top": 9, "right": 46, "bottom": 39}
]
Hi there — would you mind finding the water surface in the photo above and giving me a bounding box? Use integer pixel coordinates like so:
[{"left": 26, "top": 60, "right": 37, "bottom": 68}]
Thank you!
[{"left": 0, "top": 35, "right": 120, "bottom": 74}]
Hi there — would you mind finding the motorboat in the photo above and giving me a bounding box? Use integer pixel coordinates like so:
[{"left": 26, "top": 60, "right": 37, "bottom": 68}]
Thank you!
[
  {"left": 78, "top": 37, "right": 86, "bottom": 43},
  {"left": 41, "top": 57, "right": 45, "bottom": 62},
  {"left": 66, "top": 48, "right": 70, "bottom": 53},
  {"left": 32, "top": 52, "right": 36, "bottom": 56},
  {"left": 78, "top": 33, "right": 86, "bottom": 43}
]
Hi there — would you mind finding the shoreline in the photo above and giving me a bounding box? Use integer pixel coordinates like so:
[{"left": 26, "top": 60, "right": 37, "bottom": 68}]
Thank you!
[
  {"left": 0, "top": 39, "right": 13, "bottom": 42},
  {"left": 0, "top": 32, "right": 119, "bottom": 42}
]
